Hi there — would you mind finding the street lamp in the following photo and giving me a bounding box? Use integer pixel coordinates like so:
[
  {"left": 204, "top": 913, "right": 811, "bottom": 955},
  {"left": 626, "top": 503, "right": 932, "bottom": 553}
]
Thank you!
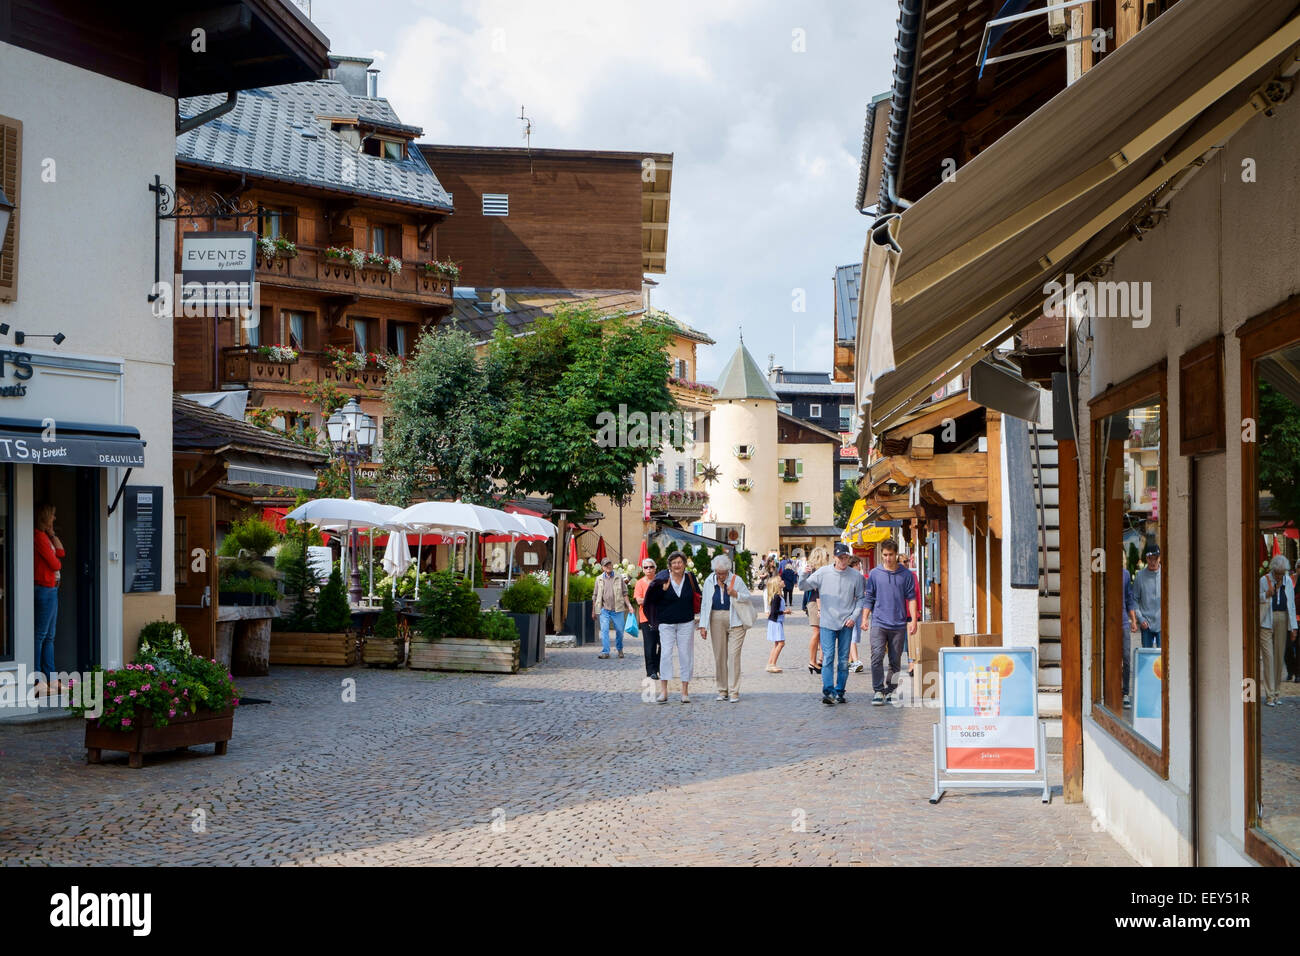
[{"left": 326, "top": 397, "right": 377, "bottom": 603}]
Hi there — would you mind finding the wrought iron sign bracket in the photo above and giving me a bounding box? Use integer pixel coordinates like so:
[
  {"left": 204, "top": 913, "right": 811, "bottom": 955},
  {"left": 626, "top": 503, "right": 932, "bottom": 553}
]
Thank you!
[{"left": 147, "top": 174, "right": 258, "bottom": 302}]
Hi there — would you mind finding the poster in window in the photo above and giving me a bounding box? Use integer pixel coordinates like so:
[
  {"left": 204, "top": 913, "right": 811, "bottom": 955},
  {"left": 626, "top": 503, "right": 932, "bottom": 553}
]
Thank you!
[{"left": 1131, "top": 647, "right": 1162, "bottom": 745}]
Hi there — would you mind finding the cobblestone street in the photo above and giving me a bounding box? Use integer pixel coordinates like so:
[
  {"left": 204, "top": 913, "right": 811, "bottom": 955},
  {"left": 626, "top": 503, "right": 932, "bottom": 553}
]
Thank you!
[{"left": 0, "top": 615, "right": 1133, "bottom": 866}]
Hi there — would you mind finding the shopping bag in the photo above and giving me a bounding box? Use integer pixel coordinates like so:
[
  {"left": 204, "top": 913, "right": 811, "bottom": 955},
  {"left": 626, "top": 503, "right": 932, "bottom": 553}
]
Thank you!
[{"left": 624, "top": 614, "right": 639, "bottom": 637}]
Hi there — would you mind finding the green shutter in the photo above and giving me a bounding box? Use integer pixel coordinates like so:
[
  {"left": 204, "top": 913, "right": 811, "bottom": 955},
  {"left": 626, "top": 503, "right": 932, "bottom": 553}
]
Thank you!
[
  {"left": 796, "top": 459, "right": 804, "bottom": 476},
  {"left": 785, "top": 503, "right": 792, "bottom": 519},
  {"left": 804, "top": 502, "right": 811, "bottom": 517}
]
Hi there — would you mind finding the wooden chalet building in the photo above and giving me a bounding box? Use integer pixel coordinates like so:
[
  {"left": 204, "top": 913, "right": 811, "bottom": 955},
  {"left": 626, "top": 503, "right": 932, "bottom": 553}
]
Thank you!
[{"left": 173, "top": 55, "right": 456, "bottom": 448}]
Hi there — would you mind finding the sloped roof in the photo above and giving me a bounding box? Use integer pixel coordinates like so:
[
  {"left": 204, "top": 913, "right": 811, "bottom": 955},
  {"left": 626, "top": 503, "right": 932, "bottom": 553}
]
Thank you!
[
  {"left": 447, "top": 288, "right": 646, "bottom": 341},
  {"left": 173, "top": 395, "right": 328, "bottom": 464},
  {"left": 715, "top": 343, "right": 778, "bottom": 401},
  {"left": 834, "top": 262, "right": 861, "bottom": 342},
  {"left": 177, "top": 79, "right": 453, "bottom": 211},
  {"left": 644, "top": 309, "right": 714, "bottom": 345}
]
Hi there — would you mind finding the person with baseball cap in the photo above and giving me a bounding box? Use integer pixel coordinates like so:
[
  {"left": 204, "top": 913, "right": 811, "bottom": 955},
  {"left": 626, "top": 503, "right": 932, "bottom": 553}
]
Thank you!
[
  {"left": 592, "top": 556, "right": 632, "bottom": 659},
  {"left": 1133, "top": 542, "right": 1162, "bottom": 649},
  {"left": 798, "top": 541, "right": 867, "bottom": 705}
]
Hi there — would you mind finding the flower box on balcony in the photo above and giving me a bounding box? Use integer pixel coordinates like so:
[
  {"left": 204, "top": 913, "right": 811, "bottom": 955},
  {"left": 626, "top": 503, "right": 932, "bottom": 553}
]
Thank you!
[{"left": 782, "top": 475, "right": 800, "bottom": 483}]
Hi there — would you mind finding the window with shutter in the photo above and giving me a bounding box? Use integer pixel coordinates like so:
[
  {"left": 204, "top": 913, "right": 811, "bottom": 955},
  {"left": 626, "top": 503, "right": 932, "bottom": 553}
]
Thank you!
[
  {"left": 784, "top": 503, "right": 792, "bottom": 519},
  {"left": 804, "top": 502, "right": 811, "bottom": 517},
  {"left": 796, "top": 459, "right": 804, "bottom": 477},
  {"left": 0, "top": 114, "right": 21, "bottom": 302}
]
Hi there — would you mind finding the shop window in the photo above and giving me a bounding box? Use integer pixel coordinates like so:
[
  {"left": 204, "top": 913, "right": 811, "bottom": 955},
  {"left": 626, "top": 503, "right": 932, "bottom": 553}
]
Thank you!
[
  {"left": 1241, "top": 320, "right": 1300, "bottom": 865},
  {"left": 1090, "top": 364, "right": 1167, "bottom": 774}
]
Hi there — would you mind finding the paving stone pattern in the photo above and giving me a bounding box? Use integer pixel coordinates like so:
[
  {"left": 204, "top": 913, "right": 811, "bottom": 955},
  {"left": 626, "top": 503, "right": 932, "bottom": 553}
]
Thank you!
[{"left": 0, "top": 615, "right": 1134, "bottom": 865}]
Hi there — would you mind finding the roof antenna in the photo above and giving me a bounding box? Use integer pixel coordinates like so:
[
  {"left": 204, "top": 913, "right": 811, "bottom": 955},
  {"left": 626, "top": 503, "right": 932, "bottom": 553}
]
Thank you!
[
  {"left": 738, "top": 324, "right": 744, "bottom": 345},
  {"left": 519, "top": 105, "right": 534, "bottom": 175}
]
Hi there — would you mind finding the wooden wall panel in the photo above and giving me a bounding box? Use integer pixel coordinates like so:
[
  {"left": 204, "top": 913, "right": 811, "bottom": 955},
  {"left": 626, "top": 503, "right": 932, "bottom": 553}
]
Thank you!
[{"left": 422, "top": 149, "right": 644, "bottom": 290}]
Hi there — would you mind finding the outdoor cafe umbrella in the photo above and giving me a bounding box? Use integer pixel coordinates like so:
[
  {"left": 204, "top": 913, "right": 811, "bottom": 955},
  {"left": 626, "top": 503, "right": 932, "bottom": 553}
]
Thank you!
[
  {"left": 285, "top": 498, "right": 400, "bottom": 603},
  {"left": 499, "top": 511, "right": 554, "bottom": 584},
  {"left": 389, "top": 501, "right": 522, "bottom": 598},
  {"left": 381, "top": 527, "right": 412, "bottom": 597}
]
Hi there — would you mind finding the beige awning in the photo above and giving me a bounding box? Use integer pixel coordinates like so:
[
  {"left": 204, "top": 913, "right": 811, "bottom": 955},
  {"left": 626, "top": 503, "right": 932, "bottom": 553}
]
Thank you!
[{"left": 860, "top": 0, "right": 1300, "bottom": 436}]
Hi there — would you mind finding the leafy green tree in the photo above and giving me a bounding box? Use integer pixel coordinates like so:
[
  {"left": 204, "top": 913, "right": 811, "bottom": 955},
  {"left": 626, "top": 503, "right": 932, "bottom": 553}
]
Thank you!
[
  {"left": 484, "top": 306, "right": 678, "bottom": 515},
  {"left": 1126, "top": 541, "right": 1141, "bottom": 577},
  {"left": 315, "top": 565, "right": 352, "bottom": 633},
  {"left": 1259, "top": 380, "right": 1300, "bottom": 534},
  {"left": 834, "top": 483, "right": 859, "bottom": 528},
  {"left": 380, "top": 327, "right": 498, "bottom": 506}
]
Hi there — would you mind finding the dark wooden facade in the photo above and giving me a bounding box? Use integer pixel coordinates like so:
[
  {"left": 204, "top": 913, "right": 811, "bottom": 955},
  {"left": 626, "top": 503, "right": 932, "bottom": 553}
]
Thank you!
[
  {"left": 420, "top": 145, "right": 660, "bottom": 291},
  {"left": 172, "top": 169, "right": 453, "bottom": 431}
]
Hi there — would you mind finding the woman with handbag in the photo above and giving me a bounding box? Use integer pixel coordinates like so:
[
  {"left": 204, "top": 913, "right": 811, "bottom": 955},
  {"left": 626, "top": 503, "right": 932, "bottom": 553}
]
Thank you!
[
  {"left": 698, "top": 553, "right": 754, "bottom": 702},
  {"left": 645, "top": 551, "right": 701, "bottom": 703}
]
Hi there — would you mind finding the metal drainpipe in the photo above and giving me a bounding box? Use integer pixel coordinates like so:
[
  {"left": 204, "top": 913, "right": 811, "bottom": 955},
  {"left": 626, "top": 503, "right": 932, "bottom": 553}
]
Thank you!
[
  {"left": 878, "top": 0, "right": 922, "bottom": 213},
  {"left": 176, "top": 91, "right": 238, "bottom": 135}
]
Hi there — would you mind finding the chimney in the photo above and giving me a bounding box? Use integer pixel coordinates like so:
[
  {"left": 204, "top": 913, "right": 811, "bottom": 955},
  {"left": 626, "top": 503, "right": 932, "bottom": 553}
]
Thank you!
[
  {"left": 366, "top": 69, "right": 380, "bottom": 98},
  {"left": 328, "top": 55, "right": 374, "bottom": 97}
]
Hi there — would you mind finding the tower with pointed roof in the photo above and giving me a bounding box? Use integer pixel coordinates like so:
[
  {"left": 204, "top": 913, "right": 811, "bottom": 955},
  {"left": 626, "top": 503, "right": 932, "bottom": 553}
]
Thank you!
[{"left": 704, "top": 340, "right": 780, "bottom": 556}]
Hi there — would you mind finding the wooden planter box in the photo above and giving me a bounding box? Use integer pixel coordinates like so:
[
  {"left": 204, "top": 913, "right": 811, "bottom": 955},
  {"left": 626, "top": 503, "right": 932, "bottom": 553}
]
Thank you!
[
  {"left": 85, "top": 707, "right": 234, "bottom": 769},
  {"left": 408, "top": 638, "right": 519, "bottom": 674},
  {"left": 362, "top": 635, "right": 406, "bottom": 667},
  {"left": 270, "top": 631, "right": 358, "bottom": 666}
]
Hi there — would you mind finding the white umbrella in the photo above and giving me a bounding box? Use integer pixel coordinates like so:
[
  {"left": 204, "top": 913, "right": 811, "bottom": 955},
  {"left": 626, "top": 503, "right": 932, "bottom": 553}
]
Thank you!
[
  {"left": 286, "top": 498, "right": 401, "bottom": 604},
  {"left": 500, "top": 511, "right": 554, "bottom": 583},
  {"left": 381, "top": 528, "right": 412, "bottom": 598}
]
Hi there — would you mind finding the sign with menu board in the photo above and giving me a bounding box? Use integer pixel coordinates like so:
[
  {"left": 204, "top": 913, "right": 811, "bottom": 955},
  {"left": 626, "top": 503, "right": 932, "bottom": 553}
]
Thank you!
[{"left": 123, "top": 485, "right": 163, "bottom": 593}]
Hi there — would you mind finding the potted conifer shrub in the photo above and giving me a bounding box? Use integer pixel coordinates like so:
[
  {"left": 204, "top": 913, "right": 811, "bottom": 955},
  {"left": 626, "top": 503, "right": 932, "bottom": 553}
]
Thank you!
[
  {"left": 270, "top": 564, "right": 359, "bottom": 666},
  {"left": 408, "top": 571, "right": 517, "bottom": 672},
  {"left": 362, "top": 590, "right": 405, "bottom": 667}
]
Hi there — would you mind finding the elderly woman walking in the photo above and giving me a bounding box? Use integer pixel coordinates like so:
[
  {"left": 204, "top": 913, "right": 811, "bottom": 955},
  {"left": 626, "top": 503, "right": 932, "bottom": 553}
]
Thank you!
[
  {"left": 645, "top": 551, "right": 701, "bottom": 703},
  {"left": 699, "top": 553, "right": 753, "bottom": 702}
]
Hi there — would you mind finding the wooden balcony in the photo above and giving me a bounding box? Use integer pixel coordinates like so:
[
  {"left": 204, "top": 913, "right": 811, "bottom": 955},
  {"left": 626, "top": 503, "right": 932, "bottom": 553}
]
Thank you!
[
  {"left": 222, "top": 347, "right": 390, "bottom": 391},
  {"left": 649, "top": 490, "right": 709, "bottom": 518},
  {"left": 254, "top": 246, "right": 456, "bottom": 306},
  {"left": 667, "top": 377, "right": 715, "bottom": 411}
]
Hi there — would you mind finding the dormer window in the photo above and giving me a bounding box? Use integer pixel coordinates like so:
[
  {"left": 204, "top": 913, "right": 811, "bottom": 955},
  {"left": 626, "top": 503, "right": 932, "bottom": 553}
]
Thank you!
[{"left": 363, "top": 136, "right": 406, "bottom": 160}]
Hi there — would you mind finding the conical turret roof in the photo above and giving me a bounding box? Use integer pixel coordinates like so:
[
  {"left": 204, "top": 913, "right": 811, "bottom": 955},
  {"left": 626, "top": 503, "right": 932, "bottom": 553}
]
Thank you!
[{"left": 714, "top": 341, "right": 779, "bottom": 401}]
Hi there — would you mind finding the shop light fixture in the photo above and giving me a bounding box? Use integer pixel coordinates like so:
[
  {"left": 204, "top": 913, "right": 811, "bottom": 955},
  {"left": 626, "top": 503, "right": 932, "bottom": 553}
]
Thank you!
[{"left": 13, "top": 331, "right": 66, "bottom": 345}]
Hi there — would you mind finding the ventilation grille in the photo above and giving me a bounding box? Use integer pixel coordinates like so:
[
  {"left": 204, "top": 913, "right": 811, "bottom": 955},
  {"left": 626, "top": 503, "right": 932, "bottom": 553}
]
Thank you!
[{"left": 482, "top": 193, "right": 509, "bottom": 216}]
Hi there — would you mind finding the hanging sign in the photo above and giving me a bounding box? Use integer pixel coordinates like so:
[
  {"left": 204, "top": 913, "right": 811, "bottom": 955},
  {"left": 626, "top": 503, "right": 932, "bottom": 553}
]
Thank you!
[
  {"left": 181, "top": 231, "right": 256, "bottom": 309},
  {"left": 929, "top": 645, "right": 1049, "bottom": 804}
]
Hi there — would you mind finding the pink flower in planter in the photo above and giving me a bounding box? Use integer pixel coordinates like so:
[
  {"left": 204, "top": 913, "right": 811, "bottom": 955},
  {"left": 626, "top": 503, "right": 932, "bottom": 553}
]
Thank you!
[
  {"left": 121, "top": 719, "right": 132, "bottom": 728},
  {"left": 113, "top": 696, "right": 123, "bottom": 704},
  {"left": 182, "top": 689, "right": 189, "bottom": 696},
  {"left": 107, "top": 681, "right": 115, "bottom": 688},
  {"left": 232, "top": 698, "right": 240, "bottom": 706},
  {"left": 141, "top": 684, "right": 151, "bottom": 691},
  {"left": 128, "top": 690, "right": 137, "bottom": 698},
  {"left": 168, "top": 709, "right": 176, "bottom": 718},
  {"left": 144, "top": 665, "right": 154, "bottom": 671}
]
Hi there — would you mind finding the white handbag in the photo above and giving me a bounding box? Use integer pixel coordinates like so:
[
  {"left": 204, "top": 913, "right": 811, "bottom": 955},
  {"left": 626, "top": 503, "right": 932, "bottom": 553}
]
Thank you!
[{"left": 732, "top": 574, "right": 756, "bottom": 628}]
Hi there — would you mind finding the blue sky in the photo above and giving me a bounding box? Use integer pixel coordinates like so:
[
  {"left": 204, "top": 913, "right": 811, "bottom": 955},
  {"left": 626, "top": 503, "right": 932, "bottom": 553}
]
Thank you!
[{"left": 309, "top": 0, "right": 897, "bottom": 381}]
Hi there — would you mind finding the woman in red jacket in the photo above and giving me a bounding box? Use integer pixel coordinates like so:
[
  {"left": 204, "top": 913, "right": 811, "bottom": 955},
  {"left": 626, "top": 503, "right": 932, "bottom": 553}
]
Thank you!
[{"left": 34, "top": 501, "right": 64, "bottom": 692}]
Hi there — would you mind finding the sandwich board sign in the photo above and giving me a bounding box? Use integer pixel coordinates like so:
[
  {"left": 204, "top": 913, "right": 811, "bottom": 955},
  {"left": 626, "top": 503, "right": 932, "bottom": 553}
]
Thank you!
[{"left": 929, "top": 645, "right": 1049, "bottom": 804}]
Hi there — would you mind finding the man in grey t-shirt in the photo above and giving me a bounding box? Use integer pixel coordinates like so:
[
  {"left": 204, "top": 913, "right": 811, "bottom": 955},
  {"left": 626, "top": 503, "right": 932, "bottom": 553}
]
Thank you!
[
  {"left": 799, "top": 542, "right": 866, "bottom": 705},
  {"left": 1133, "top": 544, "right": 1161, "bottom": 649}
]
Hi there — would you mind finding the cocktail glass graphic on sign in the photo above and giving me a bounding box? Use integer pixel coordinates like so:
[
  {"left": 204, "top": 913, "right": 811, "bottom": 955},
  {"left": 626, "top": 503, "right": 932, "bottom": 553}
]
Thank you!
[
  {"left": 1131, "top": 647, "right": 1162, "bottom": 745},
  {"left": 942, "top": 648, "right": 1035, "bottom": 771}
]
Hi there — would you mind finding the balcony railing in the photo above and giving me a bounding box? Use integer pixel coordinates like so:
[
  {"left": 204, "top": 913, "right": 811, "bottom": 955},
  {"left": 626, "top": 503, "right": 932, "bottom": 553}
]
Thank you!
[
  {"left": 222, "top": 347, "right": 391, "bottom": 390},
  {"left": 667, "top": 376, "right": 715, "bottom": 410},
  {"left": 650, "top": 490, "right": 709, "bottom": 516},
  {"left": 253, "top": 246, "right": 456, "bottom": 304}
]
